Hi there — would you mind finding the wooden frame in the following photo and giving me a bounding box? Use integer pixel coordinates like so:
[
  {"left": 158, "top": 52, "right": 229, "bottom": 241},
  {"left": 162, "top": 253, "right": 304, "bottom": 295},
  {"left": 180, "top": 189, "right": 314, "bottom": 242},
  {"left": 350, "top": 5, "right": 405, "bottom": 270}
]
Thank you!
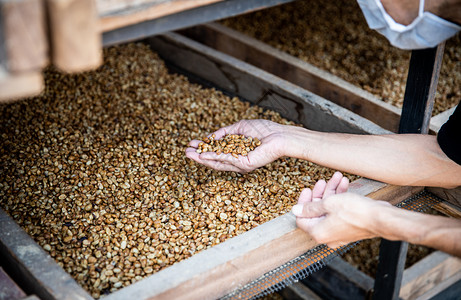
[
  {"left": 0, "top": 32, "right": 426, "bottom": 300},
  {"left": 179, "top": 23, "right": 455, "bottom": 134},
  {"left": 101, "top": 0, "right": 296, "bottom": 46},
  {"left": 0, "top": 0, "right": 47, "bottom": 101}
]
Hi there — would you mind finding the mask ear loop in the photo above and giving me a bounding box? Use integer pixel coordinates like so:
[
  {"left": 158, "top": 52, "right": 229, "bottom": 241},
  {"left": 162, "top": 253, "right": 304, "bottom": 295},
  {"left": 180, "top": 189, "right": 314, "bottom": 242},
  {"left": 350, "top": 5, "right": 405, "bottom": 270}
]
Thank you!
[{"left": 419, "top": 0, "right": 425, "bottom": 16}]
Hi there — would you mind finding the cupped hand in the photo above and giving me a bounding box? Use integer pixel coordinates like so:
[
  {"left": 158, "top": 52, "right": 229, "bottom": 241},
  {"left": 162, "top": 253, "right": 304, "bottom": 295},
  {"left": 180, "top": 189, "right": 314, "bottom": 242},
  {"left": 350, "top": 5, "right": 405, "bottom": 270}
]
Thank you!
[
  {"left": 292, "top": 172, "right": 392, "bottom": 248},
  {"left": 185, "top": 120, "right": 288, "bottom": 173}
]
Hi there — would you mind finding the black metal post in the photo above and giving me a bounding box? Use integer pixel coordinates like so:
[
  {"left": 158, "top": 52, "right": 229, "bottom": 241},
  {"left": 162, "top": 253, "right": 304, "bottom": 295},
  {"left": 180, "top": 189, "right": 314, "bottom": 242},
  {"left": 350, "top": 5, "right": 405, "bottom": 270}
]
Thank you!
[{"left": 372, "top": 43, "right": 445, "bottom": 300}]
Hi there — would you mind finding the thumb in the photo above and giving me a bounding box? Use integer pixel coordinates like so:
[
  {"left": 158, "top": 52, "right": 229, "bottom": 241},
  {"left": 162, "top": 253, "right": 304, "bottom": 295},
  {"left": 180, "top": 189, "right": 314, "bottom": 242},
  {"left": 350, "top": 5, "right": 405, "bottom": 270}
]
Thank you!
[
  {"left": 297, "top": 188, "right": 312, "bottom": 205},
  {"left": 292, "top": 201, "right": 326, "bottom": 218}
]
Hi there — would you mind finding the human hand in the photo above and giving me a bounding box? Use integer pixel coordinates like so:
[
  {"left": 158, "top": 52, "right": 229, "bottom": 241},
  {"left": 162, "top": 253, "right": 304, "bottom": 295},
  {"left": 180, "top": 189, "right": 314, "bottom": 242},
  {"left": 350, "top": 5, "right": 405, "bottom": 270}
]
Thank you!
[
  {"left": 292, "top": 173, "right": 392, "bottom": 248},
  {"left": 185, "top": 119, "right": 289, "bottom": 173}
]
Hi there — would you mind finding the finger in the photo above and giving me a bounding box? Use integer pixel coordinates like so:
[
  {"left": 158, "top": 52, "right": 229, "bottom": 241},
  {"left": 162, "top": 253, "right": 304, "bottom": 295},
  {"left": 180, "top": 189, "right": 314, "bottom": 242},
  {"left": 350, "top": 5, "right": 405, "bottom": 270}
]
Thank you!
[
  {"left": 297, "top": 188, "right": 313, "bottom": 205},
  {"left": 185, "top": 149, "right": 202, "bottom": 162},
  {"left": 336, "top": 177, "right": 349, "bottom": 194},
  {"left": 323, "top": 172, "right": 344, "bottom": 199},
  {"left": 212, "top": 122, "right": 241, "bottom": 140},
  {"left": 198, "top": 159, "right": 243, "bottom": 173},
  {"left": 312, "top": 180, "right": 326, "bottom": 201},
  {"left": 205, "top": 161, "right": 242, "bottom": 173},
  {"left": 200, "top": 151, "right": 238, "bottom": 164},
  {"left": 188, "top": 139, "right": 202, "bottom": 148},
  {"left": 292, "top": 201, "right": 326, "bottom": 218}
]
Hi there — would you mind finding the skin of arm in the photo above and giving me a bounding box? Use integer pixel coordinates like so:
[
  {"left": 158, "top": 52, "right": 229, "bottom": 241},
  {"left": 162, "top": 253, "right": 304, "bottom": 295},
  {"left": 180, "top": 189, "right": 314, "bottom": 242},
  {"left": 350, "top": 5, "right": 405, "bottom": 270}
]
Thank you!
[
  {"left": 186, "top": 120, "right": 461, "bottom": 188},
  {"left": 292, "top": 173, "right": 461, "bottom": 258}
]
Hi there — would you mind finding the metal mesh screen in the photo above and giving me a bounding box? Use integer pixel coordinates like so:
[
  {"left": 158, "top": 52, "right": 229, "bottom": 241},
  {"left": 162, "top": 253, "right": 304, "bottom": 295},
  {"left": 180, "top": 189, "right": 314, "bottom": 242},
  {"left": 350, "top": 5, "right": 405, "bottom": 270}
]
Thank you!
[{"left": 222, "top": 190, "right": 445, "bottom": 300}]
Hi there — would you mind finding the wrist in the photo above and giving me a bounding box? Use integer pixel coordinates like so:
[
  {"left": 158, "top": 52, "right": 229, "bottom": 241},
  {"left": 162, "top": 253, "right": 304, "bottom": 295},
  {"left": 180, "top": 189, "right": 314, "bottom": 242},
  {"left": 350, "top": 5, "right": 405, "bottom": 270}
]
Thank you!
[{"left": 277, "top": 125, "right": 311, "bottom": 158}]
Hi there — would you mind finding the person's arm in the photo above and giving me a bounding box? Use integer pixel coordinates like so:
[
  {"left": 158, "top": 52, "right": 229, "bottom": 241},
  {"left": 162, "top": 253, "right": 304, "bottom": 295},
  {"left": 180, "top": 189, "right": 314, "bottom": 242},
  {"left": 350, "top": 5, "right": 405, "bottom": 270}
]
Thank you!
[
  {"left": 293, "top": 192, "right": 461, "bottom": 257},
  {"left": 283, "top": 126, "right": 461, "bottom": 188},
  {"left": 186, "top": 120, "right": 461, "bottom": 188}
]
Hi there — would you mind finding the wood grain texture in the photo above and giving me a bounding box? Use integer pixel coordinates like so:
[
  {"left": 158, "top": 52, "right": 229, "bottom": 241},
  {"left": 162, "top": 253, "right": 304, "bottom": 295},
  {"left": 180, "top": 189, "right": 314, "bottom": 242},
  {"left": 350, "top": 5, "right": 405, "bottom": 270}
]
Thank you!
[
  {"left": 400, "top": 251, "right": 461, "bottom": 300},
  {"left": 432, "top": 201, "right": 461, "bottom": 219},
  {"left": 427, "top": 187, "right": 461, "bottom": 210},
  {"left": 1, "top": 0, "right": 48, "bottom": 72},
  {"left": 47, "top": 0, "right": 102, "bottom": 72},
  {"left": 99, "top": 0, "right": 224, "bottom": 31},
  {"left": 0, "top": 267, "right": 27, "bottom": 300},
  {"left": 0, "top": 209, "right": 92, "bottom": 300},
  {"left": 180, "top": 23, "right": 402, "bottom": 133}
]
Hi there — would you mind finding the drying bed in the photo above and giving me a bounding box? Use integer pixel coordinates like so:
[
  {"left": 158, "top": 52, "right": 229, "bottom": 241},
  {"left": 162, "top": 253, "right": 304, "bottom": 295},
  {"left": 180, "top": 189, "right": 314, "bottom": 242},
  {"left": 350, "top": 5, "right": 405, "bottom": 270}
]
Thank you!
[{"left": 0, "top": 33, "right": 420, "bottom": 300}]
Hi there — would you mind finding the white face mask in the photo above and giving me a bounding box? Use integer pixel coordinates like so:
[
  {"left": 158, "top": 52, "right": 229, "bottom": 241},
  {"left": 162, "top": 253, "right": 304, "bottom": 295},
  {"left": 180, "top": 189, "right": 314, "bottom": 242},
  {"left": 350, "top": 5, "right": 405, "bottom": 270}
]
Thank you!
[{"left": 357, "top": 0, "right": 461, "bottom": 49}]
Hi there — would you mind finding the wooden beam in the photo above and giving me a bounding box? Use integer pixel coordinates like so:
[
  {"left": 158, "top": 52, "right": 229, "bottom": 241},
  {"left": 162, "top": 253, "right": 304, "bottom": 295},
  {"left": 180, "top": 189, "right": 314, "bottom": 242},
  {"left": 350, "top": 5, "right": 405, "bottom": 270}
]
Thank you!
[
  {"left": 0, "top": 267, "right": 27, "bottom": 300},
  {"left": 414, "top": 271, "right": 461, "bottom": 300},
  {"left": 0, "top": 209, "right": 92, "bottom": 300},
  {"left": 400, "top": 251, "right": 461, "bottom": 299},
  {"left": 180, "top": 23, "right": 402, "bottom": 133},
  {"left": 432, "top": 200, "right": 461, "bottom": 219},
  {"left": 0, "top": 67, "right": 43, "bottom": 102},
  {"left": 280, "top": 282, "right": 322, "bottom": 300},
  {"left": 0, "top": 0, "right": 48, "bottom": 73},
  {"left": 105, "top": 179, "right": 398, "bottom": 300},
  {"left": 301, "top": 256, "right": 374, "bottom": 299},
  {"left": 102, "top": 0, "right": 296, "bottom": 46},
  {"left": 98, "top": 0, "right": 224, "bottom": 32},
  {"left": 145, "top": 33, "right": 390, "bottom": 135},
  {"left": 46, "top": 0, "right": 102, "bottom": 72},
  {"left": 427, "top": 187, "right": 461, "bottom": 210}
]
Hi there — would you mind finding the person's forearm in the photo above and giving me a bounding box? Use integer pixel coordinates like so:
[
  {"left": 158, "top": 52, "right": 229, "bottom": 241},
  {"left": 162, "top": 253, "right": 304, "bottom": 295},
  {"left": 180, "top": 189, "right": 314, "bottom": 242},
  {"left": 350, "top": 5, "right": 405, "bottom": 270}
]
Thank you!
[
  {"left": 280, "top": 126, "right": 461, "bottom": 188},
  {"left": 374, "top": 206, "right": 461, "bottom": 257}
]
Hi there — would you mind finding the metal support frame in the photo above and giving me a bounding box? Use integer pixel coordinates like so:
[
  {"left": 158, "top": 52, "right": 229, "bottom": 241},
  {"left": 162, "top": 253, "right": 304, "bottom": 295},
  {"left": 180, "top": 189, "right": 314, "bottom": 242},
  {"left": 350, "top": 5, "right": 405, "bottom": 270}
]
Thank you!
[
  {"left": 372, "top": 43, "right": 446, "bottom": 300},
  {"left": 103, "top": 0, "right": 295, "bottom": 46}
]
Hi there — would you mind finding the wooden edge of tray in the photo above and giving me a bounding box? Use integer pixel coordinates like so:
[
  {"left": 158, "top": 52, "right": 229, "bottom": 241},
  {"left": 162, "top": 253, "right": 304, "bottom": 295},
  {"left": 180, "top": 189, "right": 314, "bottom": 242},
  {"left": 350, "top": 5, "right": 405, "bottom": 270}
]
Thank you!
[
  {"left": 179, "top": 23, "right": 453, "bottom": 135},
  {"left": 0, "top": 209, "right": 93, "bottom": 300},
  {"left": 107, "top": 178, "right": 417, "bottom": 300},
  {"left": 144, "top": 32, "right": 391, "bottom": 136}
]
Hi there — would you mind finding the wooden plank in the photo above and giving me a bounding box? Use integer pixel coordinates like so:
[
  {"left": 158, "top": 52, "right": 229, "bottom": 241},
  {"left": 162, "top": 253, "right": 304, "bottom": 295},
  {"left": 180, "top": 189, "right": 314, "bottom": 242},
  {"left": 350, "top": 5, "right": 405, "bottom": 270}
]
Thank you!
[
  {"left": 417, "top": 271, "right": 461, "bottom": 300},
  {"left": 0, "top": 0, "right": 48, "bottom": 73},
  {"left": 432, "top": 201, "right": 461, "bottom": 219},
  {"left": 180, "top": 23, "right": 402, "bottom": 133},
  {"left": 145, "top": 33, "right": 390, "bottom": 135},
  {"left": 0, "top": 209, "right": 92, "bottom": 300},
  {"left": 47, "top": 0, "right": 102, "bottom": 72},
  {"left": 102, "top": 0, "right": 296, "bottom": 46},
  {"left": 400, "top": 251, "right": 461, "bottom": 300},
  {"left": 0, "top": 267, "right": 27, "bottom": 300},
  {"left": 0, "top": 67, "right": 43, "bottom": 102},
  {"left": 98, "top": 0, "right": 224, "bottom": 32},
  {"left": 427, "top": 187, "right": 461, "bottom": 210},
  {"left": 281, "top": 282, "right": 322, "bottom": 300},
  {"left": 106, "top": 181, "right": 398, "bottom": 300},
  {"left": 301, "top": 256, "right": 374, "bottom": 300}
]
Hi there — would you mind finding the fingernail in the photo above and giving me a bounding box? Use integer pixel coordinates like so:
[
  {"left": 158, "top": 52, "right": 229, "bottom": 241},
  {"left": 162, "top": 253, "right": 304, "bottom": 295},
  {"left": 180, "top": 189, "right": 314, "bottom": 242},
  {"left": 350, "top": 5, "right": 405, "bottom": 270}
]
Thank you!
[{"left": 291, "top": 204, "right": 303, "bottom": 216}]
